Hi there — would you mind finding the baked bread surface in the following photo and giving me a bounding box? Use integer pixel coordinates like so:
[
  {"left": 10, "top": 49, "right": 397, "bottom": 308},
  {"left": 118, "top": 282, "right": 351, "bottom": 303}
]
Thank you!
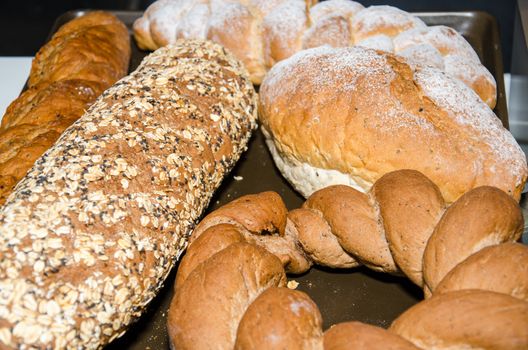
[
  {"left": 0, "top": 11, "right": 130, "bottom": 205},
  {"left": 259, "top": 46, "right": 527, "bottom": 202},
  {"left": 133, "top": 0, "right": 496, "bottom": 108},
  {"left": 0, "top": 40, "right": 257, "bottom": 349}
]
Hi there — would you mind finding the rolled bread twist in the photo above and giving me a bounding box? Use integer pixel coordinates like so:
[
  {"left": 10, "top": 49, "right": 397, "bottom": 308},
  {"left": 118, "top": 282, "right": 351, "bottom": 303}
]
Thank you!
[
  {"left": 134, "top": 0, "right": 496, "bottom": 107},
  {"left": 168, "top": 169, "right": 528, "bottom": 349}
]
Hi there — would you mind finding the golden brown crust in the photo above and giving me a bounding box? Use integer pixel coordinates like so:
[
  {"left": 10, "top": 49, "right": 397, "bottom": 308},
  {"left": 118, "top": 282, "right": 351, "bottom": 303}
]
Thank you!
[
  {"left": 324, "top": 321, "right": 420, "bottom": 350},
  {"left": 390, "top": 290, "right": 528, "bottom": 350},
  {"left": 434, "top": 242, "right": 528, "bottom": 301},
  {"left": 259, "top": 46, "right": 526, "bottom": 202},
  {"left": 288, "top": 208, "right": 358, "bottom": 268},
  {"left": 168, "top": 243, "right": 287, "bottom": 350},
  {"left": 1, "top": 80, "right": 105, "bottom": 130},
  {"left": 372, "top": 170, "right": 446, "bottom": 286},
  {"left": 193, "top": 191, "right": 288, "bottom": 239},
  {"left": 29, "top": 11, "right": 130, "bottom": 88},
  {"left": 423, "top": 186, "right": 524, "bottom": 292},
  {"left": 235, "top": 287, "right": 323, "bottom": 350},
  {"left": 175, "top": 224, "right": 245, "bottom": 290},
  {"left": 304, "top": 185, "right": 395, "bottom": 272}
]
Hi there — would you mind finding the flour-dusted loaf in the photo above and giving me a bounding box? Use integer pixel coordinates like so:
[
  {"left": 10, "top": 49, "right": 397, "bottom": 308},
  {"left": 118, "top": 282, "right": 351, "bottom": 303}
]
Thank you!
[
  {"left": 134, "top": 0, "right": 496, "bottom": 107},
  {"left": 0, "top": 40, "right": 257, "bottom": 349},
  {"left": 259, "top": 45, "right": 527, "bottom": 203}
]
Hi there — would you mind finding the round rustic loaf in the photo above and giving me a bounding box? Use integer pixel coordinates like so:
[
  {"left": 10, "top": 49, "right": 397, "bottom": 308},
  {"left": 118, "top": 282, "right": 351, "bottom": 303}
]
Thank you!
[{"left": 259, "top": 45, "right": 527, "bottom": 203}]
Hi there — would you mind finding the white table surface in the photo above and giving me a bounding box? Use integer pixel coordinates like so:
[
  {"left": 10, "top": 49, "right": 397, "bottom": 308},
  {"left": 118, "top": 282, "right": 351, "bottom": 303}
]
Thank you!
[{"left": 0, "top": 57, "right": 33, "bottom": 118}]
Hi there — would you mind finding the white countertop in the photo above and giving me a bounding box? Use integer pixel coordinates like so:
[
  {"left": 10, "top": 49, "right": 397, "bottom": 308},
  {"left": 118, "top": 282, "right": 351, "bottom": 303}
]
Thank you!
[{"left": 0, "top": 57, "right": 33, "bottom": 117}]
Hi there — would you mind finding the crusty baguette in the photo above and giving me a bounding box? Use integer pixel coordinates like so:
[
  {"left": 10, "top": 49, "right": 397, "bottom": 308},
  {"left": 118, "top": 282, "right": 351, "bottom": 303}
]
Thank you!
[
  {"left": 133, "top": 0, "right": 496, "bottom": 107},
  {"left": 0, "top": 11, "right": 130, "bottom": 206},
  {"left": 0, "top": 40, "right": 257, "bottom": 349}
]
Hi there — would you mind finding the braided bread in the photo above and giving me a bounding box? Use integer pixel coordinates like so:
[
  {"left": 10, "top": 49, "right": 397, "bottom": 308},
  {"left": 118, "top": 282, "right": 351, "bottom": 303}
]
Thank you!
[
  {"left": 259, "top": 45, "right": 527, "bottom": 202},
  {"left": 168, "top": 169, "right": 528, "bottom": 349},
  {"left": 134, "top": 0, "right": 496, "bottom": 107}
]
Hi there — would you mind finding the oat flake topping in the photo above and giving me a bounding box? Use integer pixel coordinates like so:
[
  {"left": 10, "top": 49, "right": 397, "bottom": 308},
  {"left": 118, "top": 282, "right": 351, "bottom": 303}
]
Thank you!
[{"left": 0, "top": 40, "right": 257, "bottom": 349}]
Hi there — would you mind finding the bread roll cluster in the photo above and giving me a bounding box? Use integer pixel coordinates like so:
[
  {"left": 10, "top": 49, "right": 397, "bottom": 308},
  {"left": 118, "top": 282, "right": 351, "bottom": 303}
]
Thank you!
[
  {"left": 0, "top": 40, "right": 257, "bottom": 349},
  {"left": 134, "top": 0, "right": 496, "bottom": 107},
  {"left": 259, "top": 45, "right": 527, "bottom": 203},
  {"left": 168, "top": 169, "right": 528, "bottom": 349},
  {"left": 0, "top": 11, "right": 130, "bottom": 205}
]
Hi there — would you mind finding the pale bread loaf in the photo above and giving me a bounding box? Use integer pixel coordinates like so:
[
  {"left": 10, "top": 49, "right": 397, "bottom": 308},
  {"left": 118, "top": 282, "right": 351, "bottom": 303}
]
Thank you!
[
  {"left": 0, "top": 40, "right": 257, "bottom": 349},
  {"left": 134, "top": 0, "right": 497, "bottom": 107}
]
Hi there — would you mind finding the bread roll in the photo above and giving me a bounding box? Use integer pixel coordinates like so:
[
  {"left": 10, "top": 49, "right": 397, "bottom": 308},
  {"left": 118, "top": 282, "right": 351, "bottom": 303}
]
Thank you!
[
  {"left": 422, "top": 186, "right": 523, "bottom": 292},
  {"left": 0, "top": 40, "right": 257, "bottom": 349},
  {"left": 390, "top": 290, "right": 528, "bottom": 350},
  {"left": 235, "top": 287, "right": 323, "bottom": 350},
  {"left": 324, "top": 321, "right": 419, "bottom": 350},
  {"left": 167, "top": 243, "right": 287, "bottom": 350},
  {"left": 433, "top": 242, "right": 528, "bottom": 301},
  {"left": 259, "top": 46, "right": 526, "bottom": 203}
]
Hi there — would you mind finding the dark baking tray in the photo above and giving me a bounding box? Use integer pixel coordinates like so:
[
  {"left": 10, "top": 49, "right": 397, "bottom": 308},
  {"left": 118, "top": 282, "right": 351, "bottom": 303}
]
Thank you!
[{"left": 42, "top": 10, "right": 510, "bottom": 349}]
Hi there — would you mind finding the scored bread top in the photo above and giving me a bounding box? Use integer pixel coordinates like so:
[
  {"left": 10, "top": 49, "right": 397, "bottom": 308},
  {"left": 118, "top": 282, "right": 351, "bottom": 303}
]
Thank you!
[
  {"left": 259, "top": 45, "right": 527, "bottom": 203},
  {"left": 0, "top": 40, "right": 257, "bottom": 349}
]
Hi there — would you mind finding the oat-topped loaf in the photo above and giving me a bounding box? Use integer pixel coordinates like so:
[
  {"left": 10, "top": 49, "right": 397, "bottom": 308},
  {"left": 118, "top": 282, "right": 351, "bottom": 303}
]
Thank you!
[{"left": 0, "top": 40, "right": 257, "bottom": 349}]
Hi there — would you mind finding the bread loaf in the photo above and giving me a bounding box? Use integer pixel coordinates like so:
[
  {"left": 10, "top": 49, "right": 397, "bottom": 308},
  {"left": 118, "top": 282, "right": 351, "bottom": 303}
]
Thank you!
[
  {"left": 134, "top": 0, "right": 496, "bottom": 107},
  {"left": 28, "top": 11, "right": 130, "bottom": 88},
  {"left": 0, "top": 11, "right": 130, "bottom": 205},
  {"left": 0, "top": 40, "right": 257, "bottom": 349},
  {"left": 390, "top": 290, "right": 528, "bottom": 350},
  {"left": 235, "top": 287, "right": 323, "bottom": 350},
  {"left": 259, "top": 45, "right": 527, "bottom": 203},
  {"left": 167, "top": 169, "right": 527, "bottom": 350}
]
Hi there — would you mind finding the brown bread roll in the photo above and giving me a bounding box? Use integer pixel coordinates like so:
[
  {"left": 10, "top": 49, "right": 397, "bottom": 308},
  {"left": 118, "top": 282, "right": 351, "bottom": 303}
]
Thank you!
[
  {"left": 235, "top": 287, "right": 323, "bottom": 350},
  {"left": 167, "top": 243, "right": 287, "bottom": 350},
  {"left": 434, "top": 242, "right": 528, "bottom": 301},
  {"left": 324, "top": 321, "right": 420, "bottom": 350},
  {"left": 0, "top": 40, "right": 257, "bottom": 349},
  {"left": 390, "top": 290, "right": 528, "bottom": 350}
]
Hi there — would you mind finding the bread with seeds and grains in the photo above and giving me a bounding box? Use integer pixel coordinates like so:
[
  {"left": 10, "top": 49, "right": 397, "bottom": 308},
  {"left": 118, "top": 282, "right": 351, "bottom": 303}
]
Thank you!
[{"left": 0, "top": 40, "right": 257, "bottom": 349}]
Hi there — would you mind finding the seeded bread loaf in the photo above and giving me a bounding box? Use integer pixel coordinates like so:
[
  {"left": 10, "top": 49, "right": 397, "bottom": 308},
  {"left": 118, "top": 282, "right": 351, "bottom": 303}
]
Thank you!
[{"left": 0, "top": 40, "right": 257, "bottom": 349}]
